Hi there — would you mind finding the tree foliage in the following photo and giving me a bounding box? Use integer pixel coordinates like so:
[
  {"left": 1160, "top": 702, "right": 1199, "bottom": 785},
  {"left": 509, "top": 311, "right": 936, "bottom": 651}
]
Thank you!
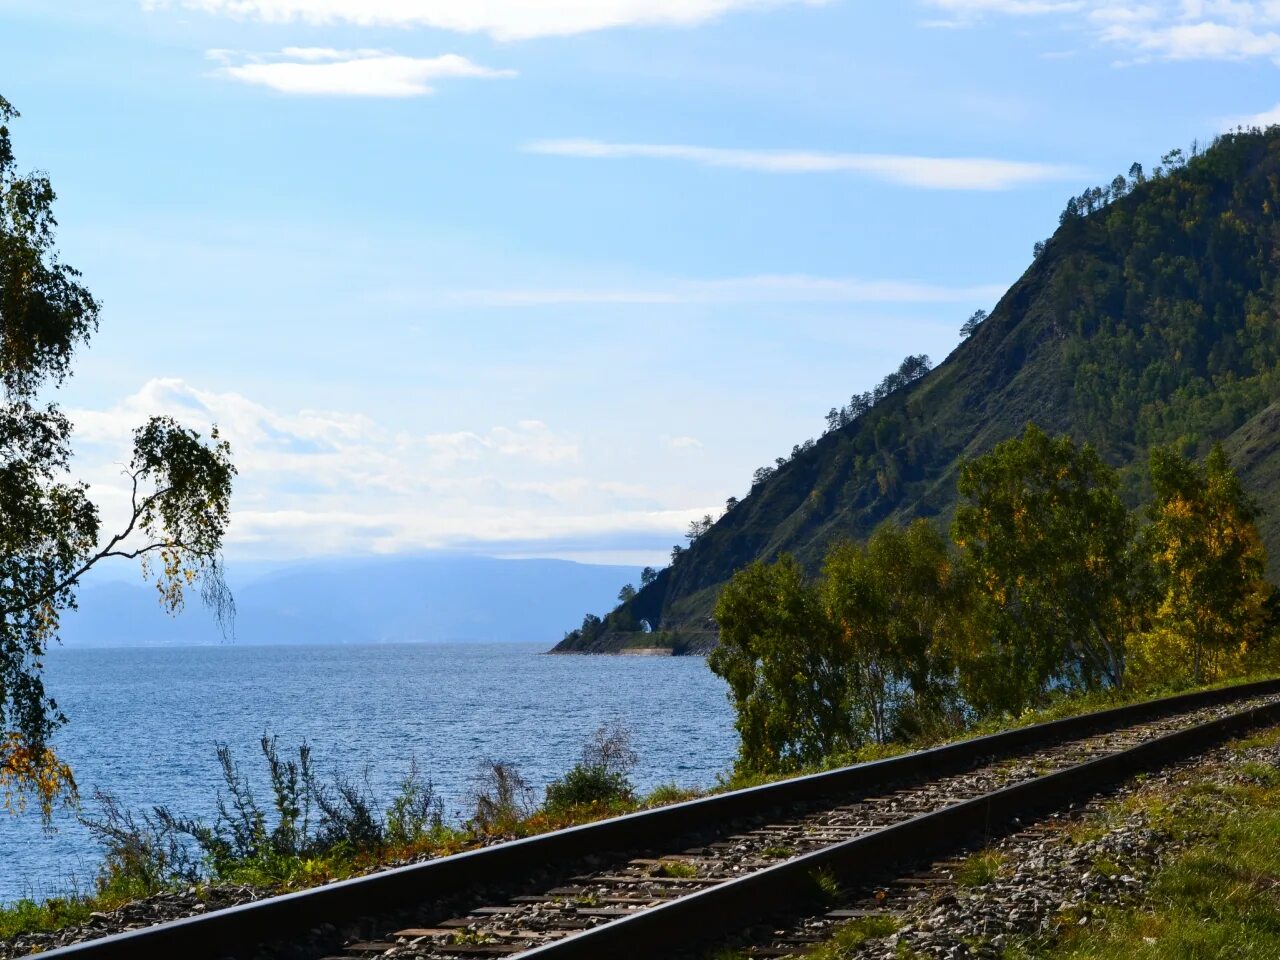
[
  {"left": 960, "top": 309, "right": 988, "bottom": 339},
  {"left": 711, "top": 424, "right": 1275, "bottom": 775},
  {"left": 709, "top": 556, "right": 854, "bottom": 771},
  {"left": 543, "top": 720, "right": 638, "bottom": 813},
  {"left": 1131, "top": 444, "right": 1272, "bottom": 684},
  {"left": 822, "top": 521, "right": 959, "bottom": 743},
  {"left": 952, "top": 425, "right": 1136, "bottom": 712},
  {"left": 0, "top": 96, "right": 235, "bottom": 816},
  {"left": 710, "top": 522, "right": 965, "bottom": 771},
  {"left": 822, "top": 354, "right": 933, "bottom": 436}
]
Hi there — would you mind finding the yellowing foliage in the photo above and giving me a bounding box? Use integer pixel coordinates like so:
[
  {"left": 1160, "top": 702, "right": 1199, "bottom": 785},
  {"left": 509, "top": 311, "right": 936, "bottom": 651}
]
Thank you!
[
  {"left": 0, "top": 733, "right": 77, "bottom": 821},
  {"left": 713, "top": 428, "right": 1278, "bottom": 776},
  {"left": 1131, "top": 445, "right": 1272, "bottom": 686}
]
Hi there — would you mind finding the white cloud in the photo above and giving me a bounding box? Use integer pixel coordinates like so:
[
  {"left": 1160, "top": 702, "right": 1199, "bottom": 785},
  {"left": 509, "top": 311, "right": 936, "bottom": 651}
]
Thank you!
[
  {"left": 1225, "top": 101, "right": 1280, "bottom": 126},
  {"left": 67, "top": 379, "right": 703, "bottom": 561},
  {"left": 450, "top": 274, "right": 1007, "bottom": 306},
  {"left": 146, "top": 0, "right": 832, "bottom": 41},
  {"left": 1101, "top": 18, "right": 1280, "bottom": 60},
  {"left": 214, "top": 49, "right": 515, "bottom": 97},
  {"left": 277, "top": 45, "right": 383, "bottom": 60},
  {"left": 668, "top": 436, "right": 704, "bottom": 450},
  {"left": 930, "top": 0, "right": 1086, "bottom": 14},
  {"left": 924, "top": 0, "right": 1280, "bottom": 63},
  {"left": 524, "top": 139, "right": 1080, "bottom": 190}
]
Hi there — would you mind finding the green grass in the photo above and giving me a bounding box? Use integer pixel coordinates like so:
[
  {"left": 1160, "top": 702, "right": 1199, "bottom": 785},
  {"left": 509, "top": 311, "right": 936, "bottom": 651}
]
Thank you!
[
  {"left": 806, "top": 915, "right": 903, "bottom": 958},
  {"left": 808, "top": 867, "right": 842, "bottom": 902},
  {"left": 0, "top": 894, "right": 97, "bottom": 941},
  {"left": 954, "top": 851, "right": 1005, "bottom": 888},
  {"left": 656, "top": 860, "right": 699, "bottom": 879},
  {"left": 1089, "top": 857, "right": 1121, "bottom": 880},
  {"left": 1238, "top": 761, "right": 1280, "bottom": 788},
  {"left": 1039, "top": 813, "right": 1280, "bottom": 959},
  {"left": 0, "top": 869, "right": 165, "bottom": 942},
  {"left": 643, "top": 782, "right": 703, "bottom": 807},
  {"left": 1231, "top": 726, "right": 1280, "bottom": 753},
  {"left": 1005, "top": 748, "right": 1280, "bottom": 960}
]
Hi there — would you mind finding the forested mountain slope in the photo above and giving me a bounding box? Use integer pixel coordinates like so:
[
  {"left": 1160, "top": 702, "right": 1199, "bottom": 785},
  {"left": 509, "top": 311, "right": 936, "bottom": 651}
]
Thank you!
[{"left": 555, "top": 127, "right": 1280, "bottom": 653}]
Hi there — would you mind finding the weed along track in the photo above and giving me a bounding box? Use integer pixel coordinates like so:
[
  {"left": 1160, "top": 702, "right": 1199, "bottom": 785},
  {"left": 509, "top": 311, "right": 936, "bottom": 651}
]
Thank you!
[
  {"left": 28, "top": 679, "right": 1280, "bottom": 960},
  {"left": 342, "top": 690, "right": 1280, "bottom": 960}
]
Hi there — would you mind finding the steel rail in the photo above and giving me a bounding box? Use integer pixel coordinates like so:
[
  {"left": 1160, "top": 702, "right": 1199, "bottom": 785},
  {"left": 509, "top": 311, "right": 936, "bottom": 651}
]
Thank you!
[
  {"left": 31, "top": 677, "right": 1280, "bottom": 960},
  {"left": 518, "top": 691, "right": 1280, "bottom": 959}
]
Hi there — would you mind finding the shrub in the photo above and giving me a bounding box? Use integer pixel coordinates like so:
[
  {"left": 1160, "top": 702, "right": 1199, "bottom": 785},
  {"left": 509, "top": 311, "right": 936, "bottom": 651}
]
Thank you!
[
  {"left": 385, "top": 758, "right": 445, "bottom": 846},
  {"left": 79, "top": 790, "right": 200, "bottom": 898},
  {"left": 544, "top": 722, "right": 639, "bottom": 813},
  {"left": 82, "top": 735, "right": 446, "bottom": 891},
  {"left": 153, "top": 736, "right": 318, "bottom": 880},
  {"left": 468, "top": 760, "right": 535, "bottom": 835},
  {"left": 544, "top": 764, "right": 632, "bottom": 812}
]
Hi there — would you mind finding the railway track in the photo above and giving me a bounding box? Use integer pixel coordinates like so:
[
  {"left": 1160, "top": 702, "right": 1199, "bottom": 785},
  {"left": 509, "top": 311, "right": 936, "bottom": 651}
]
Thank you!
[{"left": 31, "top": 678, "right": 1280, "bottom": 960}]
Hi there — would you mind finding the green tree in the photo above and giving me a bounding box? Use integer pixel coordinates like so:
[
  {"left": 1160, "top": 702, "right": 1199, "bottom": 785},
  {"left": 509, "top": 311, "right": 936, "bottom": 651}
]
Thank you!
[
  {"left": 821, "top": 521, "right": 959, "bottom": 743},
  {"left": 617, "top": 583, "right": 637, "bottom": 604},
  {"left": 960, "top": 309, "right": 988, "bottom": 339},
  {"left": 1133, "top": 445, "right": 1272, "bottom": 684},
  {"left": 0, "top": 97, "right": 235, "bottom": 816},
  {"left": 952, "top": 424, "right": 1135, "bottom": 714},
  {"left": 709, "top": 556, "right": 854, "bottom": 773},
  {"left": 686, "top": 514, "right": 714, "bottom": 544}
]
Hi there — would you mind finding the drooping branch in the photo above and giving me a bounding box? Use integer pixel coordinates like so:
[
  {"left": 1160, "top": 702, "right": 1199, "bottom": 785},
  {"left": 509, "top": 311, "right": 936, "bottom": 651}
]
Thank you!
[{"left": 0, "top": 470, "right": 174, "bottom": 617}]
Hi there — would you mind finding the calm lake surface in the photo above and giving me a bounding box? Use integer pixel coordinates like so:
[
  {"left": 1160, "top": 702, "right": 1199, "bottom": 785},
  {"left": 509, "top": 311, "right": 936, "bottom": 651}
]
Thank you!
[{"left": 0, "top": 643, "right": 736, "bottom": 905}]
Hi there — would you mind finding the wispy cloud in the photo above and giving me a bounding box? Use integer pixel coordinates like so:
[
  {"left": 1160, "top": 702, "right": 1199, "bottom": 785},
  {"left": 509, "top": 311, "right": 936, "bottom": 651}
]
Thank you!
[
  {"left": 931, "top": 0, "right": 1086, "bottom": 15},
  {"left": 667, "top": 436, "right": 705, "bottom": 450},
  {"left": 449, "top": 274, "right": 1007, "bottom": 307},
  {"left": 210, "top": 48, "right": 515, "bottom": 97},
  {"left": 69, "top": 379, "right": 705, "bottom": 562},
  {"left": 146, "top": 0, "right": 832, "bottom": 41},
  {"left": 1100, "top": 18, "right": 1280, "bottom": 62},
  {"left": 922, "top": 1, "right": 1280, "bottom": 64},
  {"left": 524, "top": 139, "right": 1079, "bottom": 190},
  {"left": 1224, "top": 101, "right": 1280, "bottom": 128}
]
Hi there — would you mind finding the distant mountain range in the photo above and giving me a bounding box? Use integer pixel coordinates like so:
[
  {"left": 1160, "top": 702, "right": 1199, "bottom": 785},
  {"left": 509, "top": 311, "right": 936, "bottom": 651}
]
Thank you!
[
  {"left": 556, "top": 126, "right": 1280, "bottom": 653},
  {"left": 58, "top": 555, "right": 640, "bottom": 647}
]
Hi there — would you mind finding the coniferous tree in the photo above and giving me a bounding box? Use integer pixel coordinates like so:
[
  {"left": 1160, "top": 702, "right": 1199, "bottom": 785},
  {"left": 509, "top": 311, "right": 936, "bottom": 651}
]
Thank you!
[{"left": 960, "top": 309, "right": 988, "bottom": 339}]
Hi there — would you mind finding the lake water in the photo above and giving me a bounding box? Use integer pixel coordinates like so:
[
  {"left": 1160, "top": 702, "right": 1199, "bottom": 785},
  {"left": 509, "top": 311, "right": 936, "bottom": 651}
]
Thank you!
[{"left": 0, "top": 643, "right": 737, "bottom": 905}]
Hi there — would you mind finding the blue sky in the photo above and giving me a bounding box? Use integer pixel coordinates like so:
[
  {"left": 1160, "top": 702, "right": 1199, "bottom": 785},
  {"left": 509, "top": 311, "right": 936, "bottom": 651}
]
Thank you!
[{"left": 2, "top": 0, "right": 1278, "bottom": 567}]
